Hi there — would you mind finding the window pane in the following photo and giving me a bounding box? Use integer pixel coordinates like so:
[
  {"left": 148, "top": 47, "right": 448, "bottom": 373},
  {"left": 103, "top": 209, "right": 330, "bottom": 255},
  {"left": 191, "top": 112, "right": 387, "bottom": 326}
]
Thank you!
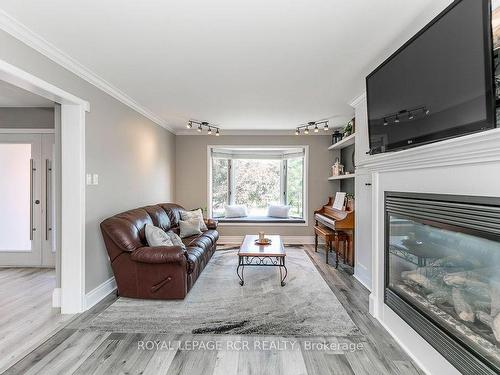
[
  {"left": 211, "top": 158, "right": 229, "bottom": 218},
  {"left": 233, "top": 159, "right": 281, "bottom": 216},
  {"left": 286, "top": 157, "right": 304, "bottom": 218}
]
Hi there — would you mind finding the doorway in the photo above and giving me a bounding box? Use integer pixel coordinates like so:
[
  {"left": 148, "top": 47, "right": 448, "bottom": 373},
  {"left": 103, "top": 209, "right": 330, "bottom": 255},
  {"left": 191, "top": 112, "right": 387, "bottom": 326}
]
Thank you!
[{"left": 0, "top": 133, "right": 55, "bottom": 267}]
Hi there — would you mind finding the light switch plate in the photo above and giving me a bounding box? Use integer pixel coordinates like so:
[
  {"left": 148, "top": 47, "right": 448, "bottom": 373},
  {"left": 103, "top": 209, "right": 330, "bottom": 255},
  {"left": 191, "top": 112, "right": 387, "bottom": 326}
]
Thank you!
[
  {"left": 86, "top": 174, "right": 92, "bottom": 185},
  {"left": 92, "top": 174, "right": 99, "bottom": 185}
]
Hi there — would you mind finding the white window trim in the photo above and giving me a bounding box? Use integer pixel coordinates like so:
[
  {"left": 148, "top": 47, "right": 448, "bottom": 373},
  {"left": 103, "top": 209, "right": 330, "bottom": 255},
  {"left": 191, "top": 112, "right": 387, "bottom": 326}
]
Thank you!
[{"left": 207, "top": 145, "right": 309, "bottom": 227}]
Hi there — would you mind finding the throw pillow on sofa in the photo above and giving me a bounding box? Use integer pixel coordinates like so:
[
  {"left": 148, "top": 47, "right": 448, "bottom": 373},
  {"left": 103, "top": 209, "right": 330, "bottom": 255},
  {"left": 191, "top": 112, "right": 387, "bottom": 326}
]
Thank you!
[
  {"left": 180, "top": 208, "right": 208, "bottom": 231},
  {"left": 225, "top": 204, "right": 248, "bottom": 218},
  {"left": 179, "top": 218, "right": 203, "bottom": 238},
  {"left": 145, "top": 224, "right": 174, "bottom": 247},
  {"left": 267, "top": 204, "right": 290, "bottom": 218},
  {"left": 166, "top": 230, "right": 186, "bottom": 250}
]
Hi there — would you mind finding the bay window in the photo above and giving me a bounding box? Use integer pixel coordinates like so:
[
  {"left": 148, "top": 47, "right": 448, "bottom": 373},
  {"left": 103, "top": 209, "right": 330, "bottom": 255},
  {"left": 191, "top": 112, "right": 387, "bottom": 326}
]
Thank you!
[{"left": 208, "top": 146, "right": 307, "bottom": 222}]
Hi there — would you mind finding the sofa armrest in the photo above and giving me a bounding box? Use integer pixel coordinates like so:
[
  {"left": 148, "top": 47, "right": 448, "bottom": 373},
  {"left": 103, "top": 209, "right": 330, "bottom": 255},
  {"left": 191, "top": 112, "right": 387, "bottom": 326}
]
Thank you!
[
  {"left": 204, "top": 218, "right": 218, "bottom": 230},
  {"left": 130, "top": 246, "right": 186, "bottom": 264}
]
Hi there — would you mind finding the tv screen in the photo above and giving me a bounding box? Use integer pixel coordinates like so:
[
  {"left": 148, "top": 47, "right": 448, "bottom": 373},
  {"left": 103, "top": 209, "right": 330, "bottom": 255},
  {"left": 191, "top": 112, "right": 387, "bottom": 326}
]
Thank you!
[{"left": 366, "top": 0, "right": 495, "bottom": 155}]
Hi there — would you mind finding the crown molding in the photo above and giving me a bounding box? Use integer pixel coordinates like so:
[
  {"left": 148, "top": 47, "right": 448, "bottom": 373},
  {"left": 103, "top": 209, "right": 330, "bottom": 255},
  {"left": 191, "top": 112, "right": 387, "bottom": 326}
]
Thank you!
[
  {"left": 0, "top": 10, "right": 175, "bottom": 134},
  {"left": 349, "top": 92, "right": 366, "bottom": 108}
]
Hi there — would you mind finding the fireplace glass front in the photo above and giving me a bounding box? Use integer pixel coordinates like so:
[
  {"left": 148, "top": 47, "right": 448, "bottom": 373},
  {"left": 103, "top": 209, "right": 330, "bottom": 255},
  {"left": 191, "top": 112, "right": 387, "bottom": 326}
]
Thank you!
[{"left": 386, "top": 193, "right": 500, "bottom": 373}]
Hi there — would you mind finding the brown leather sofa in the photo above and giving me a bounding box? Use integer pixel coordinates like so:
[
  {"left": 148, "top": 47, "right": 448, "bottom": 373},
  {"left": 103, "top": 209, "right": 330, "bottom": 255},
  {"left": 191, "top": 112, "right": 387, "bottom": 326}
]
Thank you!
[{"left": 100, "top": 203, "right": 218, "bottom": 299}]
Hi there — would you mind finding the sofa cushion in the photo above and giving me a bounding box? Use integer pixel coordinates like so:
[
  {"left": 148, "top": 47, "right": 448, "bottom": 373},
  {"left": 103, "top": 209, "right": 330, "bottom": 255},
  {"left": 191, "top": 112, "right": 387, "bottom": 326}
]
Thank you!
[
  {"left": 186, "top": 247, "right": 205, "bottom": 275},
  {"left": 143, "top": 205, "right": 171, "bottom": 231},
  {"left": 159, "top": 203, "right": 184, "bottom": 227},
  {"left": 184, "top": 235, "right": 212, "bottom": 251},
  {"left": 202, "top": 230, "right": 219, "bottom": 246}
]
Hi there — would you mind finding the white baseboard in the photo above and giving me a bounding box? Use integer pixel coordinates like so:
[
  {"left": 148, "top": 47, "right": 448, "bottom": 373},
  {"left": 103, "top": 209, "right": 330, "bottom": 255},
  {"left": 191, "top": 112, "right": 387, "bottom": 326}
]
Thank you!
[
  {"left": 353, "top": 273, "right": 371, "bottom": 291},
  {"left": 52, "top": 287, "right": 61, "bottom": 308},
  {"left": 219, "top": 235, "right": 315, "bottom": 245},
  {"left": 85, "top": 277, "right": 117, "bottom": 310}
]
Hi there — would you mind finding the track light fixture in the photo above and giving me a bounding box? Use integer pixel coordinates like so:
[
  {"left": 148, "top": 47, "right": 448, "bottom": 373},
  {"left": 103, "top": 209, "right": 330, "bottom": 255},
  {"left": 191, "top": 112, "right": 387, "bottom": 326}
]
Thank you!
[
  {"left": 187, "top": 120, "right": 222, "bottom": 135},
  {"left": 394, "top": 115, "right": 400, "bottom": 123},
  {"left": 294, "top": 119, "right": 329, "bottom": 135}
]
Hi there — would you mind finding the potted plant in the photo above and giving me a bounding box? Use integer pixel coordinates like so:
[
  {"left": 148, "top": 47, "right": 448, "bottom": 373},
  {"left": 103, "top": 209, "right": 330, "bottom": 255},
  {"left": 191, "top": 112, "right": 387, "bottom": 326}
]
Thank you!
[{"left": 343, "top": 121, "right": 353, "bottom": 138}]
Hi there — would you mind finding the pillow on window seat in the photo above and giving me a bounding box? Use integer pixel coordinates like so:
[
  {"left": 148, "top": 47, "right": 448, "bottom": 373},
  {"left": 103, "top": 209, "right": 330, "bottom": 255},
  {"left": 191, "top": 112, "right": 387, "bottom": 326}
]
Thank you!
[
  {"left": 267, "top": 204, "right": 290, "bottom": 218},
  {"left": 224, "top": 204, "right": 248, "bottom": 218}
]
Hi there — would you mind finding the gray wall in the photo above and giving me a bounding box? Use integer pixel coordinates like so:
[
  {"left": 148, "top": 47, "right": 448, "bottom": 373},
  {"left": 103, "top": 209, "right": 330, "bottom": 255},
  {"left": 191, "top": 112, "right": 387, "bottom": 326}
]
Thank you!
[
  {"left": 175, "top": 134, "right": 338, "bottom": 237},
  {"left": 0, "top": 107, "right": 54, "bottom": 128},
  {"left": 0, "top": 30, "right": 176, "bottom": 292}
]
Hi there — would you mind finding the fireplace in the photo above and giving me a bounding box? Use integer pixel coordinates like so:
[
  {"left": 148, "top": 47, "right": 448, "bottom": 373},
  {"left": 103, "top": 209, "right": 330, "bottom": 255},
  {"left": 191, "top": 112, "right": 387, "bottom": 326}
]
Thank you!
[{"left": 385, "top": 192, "right": 500, "bottom": 374}]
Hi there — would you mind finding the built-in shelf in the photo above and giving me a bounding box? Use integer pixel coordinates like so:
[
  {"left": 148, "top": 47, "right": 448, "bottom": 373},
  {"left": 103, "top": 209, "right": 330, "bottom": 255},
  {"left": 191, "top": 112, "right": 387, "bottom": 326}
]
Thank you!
[
  {"left": 328, "top": 174, "right": 356, "bottom": 181},
  {"left": 328, "top": 133, "right": 355, "bottom": 150}
]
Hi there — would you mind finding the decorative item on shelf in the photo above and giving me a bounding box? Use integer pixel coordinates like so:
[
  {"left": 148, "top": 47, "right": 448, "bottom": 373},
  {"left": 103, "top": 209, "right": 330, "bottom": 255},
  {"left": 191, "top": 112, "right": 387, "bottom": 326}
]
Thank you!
[
  {"left": 294, "top": 119, "right": 329, "bottom": 135},
  {"left": 331, "top": 130, "right": 342, "bottom": 145},
  {"left": 345, "top": 193, "right": 355, "bottom": 211},
  {"left": 331, "top": 158, "right": 344, "bottom": 176},
  {"left": 343, "top": 121, "right": 353, "bottom": 138},
  {"left": 187, "top": 120, "right": 221, "bottom": 136}
]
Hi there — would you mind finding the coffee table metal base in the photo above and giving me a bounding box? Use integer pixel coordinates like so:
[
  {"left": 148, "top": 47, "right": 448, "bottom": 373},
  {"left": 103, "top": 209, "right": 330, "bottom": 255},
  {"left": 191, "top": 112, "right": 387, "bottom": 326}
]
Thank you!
[{"left": 236, "top": 255, "right": 287, "bottom": 286}]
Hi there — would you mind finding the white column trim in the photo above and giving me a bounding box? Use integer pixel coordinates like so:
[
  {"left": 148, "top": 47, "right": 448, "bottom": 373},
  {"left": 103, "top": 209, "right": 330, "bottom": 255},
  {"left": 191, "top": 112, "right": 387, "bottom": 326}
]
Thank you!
[{"left": 0, "top": 58, "right": 87, "bottom": 314}]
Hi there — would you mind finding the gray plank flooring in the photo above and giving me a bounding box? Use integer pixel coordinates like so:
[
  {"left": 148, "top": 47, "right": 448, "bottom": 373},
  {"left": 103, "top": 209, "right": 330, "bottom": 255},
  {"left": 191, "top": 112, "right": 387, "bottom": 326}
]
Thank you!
[
  {"left": 0, "top": 268, "right": 74, "bottom": 373},
  {"left": 2, "top": 246, "right": 423, "bottom": 374}
]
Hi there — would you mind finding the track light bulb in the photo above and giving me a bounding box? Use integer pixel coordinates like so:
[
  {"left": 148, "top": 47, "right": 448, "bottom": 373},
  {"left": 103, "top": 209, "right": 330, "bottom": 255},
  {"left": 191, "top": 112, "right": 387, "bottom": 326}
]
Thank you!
[
  {"left": 314, "top": 125, "right": 319, "bottom": 133},
  {"left": 383, "top": 118, "right": 388, "bottom": 126},
  {"left": 394, "top": 116, "right": 400, "bottom": 123},
  {"left": 208, "top": 127, "right": 212, "bottom": 135},
  {"left": 295, "top": 129, "right": 300, "bottom": 135},
  {"left": 215, "top": 128, "right": 220, "bottom": 136},
  {"left": 197, "top": 125, "right": 202, "bottom": 132},
  {"left": 187, "top": 121, "right": 192, "bottom": 129},
  {"left": 304, "top": 127, "right": 309, "bottom": 135},
  {"left": 323, "top": 123, "right": 329, "bottom": 131}
]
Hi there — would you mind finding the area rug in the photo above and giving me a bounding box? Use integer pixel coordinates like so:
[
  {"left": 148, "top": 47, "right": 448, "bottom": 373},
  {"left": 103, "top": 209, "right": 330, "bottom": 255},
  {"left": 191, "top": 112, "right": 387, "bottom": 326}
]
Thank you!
[{"left": 85, "top": 247, "right": 360, "bottom": 337}]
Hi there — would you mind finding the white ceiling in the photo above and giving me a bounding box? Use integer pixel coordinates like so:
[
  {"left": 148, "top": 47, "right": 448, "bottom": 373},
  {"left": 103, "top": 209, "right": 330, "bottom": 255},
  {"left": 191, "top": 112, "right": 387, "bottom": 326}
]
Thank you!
[
  {"left": 0, "top": 0, "right": 451, "bottom": 131},
  {"left": 0, "top": 79, "right": 54, "bottom": 107}
]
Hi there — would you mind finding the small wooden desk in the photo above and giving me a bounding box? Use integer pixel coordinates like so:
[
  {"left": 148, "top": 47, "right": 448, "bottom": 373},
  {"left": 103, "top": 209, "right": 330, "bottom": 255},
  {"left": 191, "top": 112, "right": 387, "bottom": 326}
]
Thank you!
[{"left": 237, "top": 235, "right": 287, "bottom": 286}]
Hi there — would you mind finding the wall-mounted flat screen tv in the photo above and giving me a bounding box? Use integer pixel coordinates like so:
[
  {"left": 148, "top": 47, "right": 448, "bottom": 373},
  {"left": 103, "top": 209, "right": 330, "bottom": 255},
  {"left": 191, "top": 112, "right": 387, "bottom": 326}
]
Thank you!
[{"left": 366, "top": 0, "right": 496, "bottom": 155}]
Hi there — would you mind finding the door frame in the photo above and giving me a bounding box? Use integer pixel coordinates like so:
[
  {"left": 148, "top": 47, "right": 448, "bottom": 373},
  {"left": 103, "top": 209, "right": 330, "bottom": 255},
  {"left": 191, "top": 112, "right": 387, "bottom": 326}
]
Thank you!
[{"left": 0, "top": 59, "right": 89, "bottom": 314}]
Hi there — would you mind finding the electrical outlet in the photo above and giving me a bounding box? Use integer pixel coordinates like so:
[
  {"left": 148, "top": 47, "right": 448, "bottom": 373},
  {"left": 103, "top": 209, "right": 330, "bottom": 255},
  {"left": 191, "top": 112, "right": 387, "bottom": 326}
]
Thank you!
[
  {"left": 92, "top": 174, "right": 99, "bottom": 185},
  {"left": 86, "top": 174, "right": 92, "bottom": 185}
]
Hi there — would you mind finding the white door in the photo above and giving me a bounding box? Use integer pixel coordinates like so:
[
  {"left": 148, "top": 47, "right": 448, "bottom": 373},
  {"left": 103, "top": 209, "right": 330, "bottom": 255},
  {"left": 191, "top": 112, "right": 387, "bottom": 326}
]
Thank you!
[{"left": 0, "top": 133, "right": 55, "bottom": 266}]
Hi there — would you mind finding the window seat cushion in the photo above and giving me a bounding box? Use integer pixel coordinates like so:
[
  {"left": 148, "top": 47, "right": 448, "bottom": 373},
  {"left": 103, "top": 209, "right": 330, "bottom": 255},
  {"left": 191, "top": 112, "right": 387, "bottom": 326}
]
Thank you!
[{"left": 217, "top": 215, "right": 305, "bottom": 224}]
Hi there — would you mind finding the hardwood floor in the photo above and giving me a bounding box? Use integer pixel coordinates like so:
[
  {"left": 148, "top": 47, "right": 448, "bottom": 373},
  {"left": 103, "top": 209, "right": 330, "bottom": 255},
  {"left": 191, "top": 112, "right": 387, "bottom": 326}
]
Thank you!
[
  {"left": 2, "top": 247, "right": 423, "bottom": 375},
  {"left": 0, "top": 268, "right": 74, "bottom": 373}
]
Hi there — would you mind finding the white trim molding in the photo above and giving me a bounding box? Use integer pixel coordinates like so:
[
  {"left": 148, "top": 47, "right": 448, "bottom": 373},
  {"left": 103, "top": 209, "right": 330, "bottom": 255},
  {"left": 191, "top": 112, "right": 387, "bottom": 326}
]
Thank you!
[
  {"left": 0, "top": 59, "right": 88, "bottom": 314},
  {"left": 349, "top": 92, "right": 367, "bottom": 108},
  {"left": 358, "top": 127, "right": 500, "bottom": 172},
  {"left": 0, "top": 10, "right": 174, "bottom": 133},
  {"left": 0, "top": 128, "right": 55, "bottom": 134},
  {"left": 85, "top": 277, "right": 117, "bottom": 310},
  {"left": 52, "top": 287, "right": 61, "bottom": 308}
]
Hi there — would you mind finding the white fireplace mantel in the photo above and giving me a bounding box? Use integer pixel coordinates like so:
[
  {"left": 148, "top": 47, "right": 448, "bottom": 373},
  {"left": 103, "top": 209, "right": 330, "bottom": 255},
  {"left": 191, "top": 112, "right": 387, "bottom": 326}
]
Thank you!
[
  {"left": 358, "top": 128, "right": 500, "bottom": 375},
  {"left": 357, "top": 127, "right": 500, "bottom": 172}
]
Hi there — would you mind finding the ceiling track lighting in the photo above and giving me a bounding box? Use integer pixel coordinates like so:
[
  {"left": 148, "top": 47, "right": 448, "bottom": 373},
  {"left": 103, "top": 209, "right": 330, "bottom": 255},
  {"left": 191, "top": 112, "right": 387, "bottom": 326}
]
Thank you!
[
  {"left": 187, "top": 120, "right": 222, "bottom": 135},
  {"left": 294, "top": 120, "right": 329, "bottom": 135}
]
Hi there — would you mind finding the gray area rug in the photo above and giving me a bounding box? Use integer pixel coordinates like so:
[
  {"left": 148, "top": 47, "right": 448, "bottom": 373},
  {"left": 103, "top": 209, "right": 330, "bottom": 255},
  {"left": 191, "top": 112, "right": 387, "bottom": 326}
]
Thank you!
[{"left": 86, "top": 247, "right": 360, "bottom": 337}]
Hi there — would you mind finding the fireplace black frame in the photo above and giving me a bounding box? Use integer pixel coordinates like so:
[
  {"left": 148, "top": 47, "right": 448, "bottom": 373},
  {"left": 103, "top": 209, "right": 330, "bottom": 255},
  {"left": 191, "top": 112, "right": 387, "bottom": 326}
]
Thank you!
[{"left": 384, "top": 191, "right": 500, "bottom": 375}]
